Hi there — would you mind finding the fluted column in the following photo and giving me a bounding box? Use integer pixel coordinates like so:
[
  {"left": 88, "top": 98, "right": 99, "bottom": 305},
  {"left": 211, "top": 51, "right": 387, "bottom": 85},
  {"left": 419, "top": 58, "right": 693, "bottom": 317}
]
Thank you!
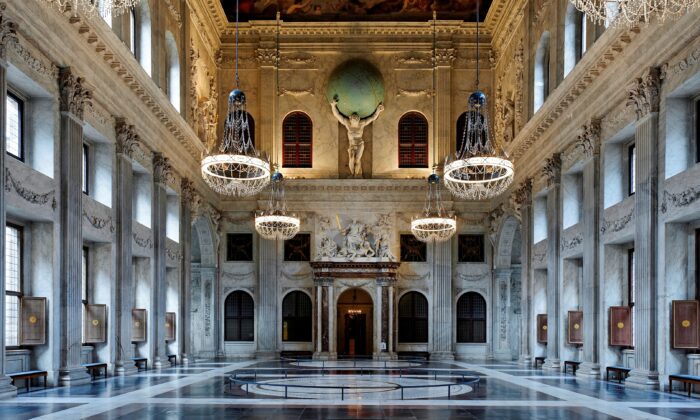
[
  {"left": 494, "top": 269, "right": 512, "bottom": 360},
  {"left": 0, "top": 6, "right": 17, "bottom": 397},
  {"left": 57, "top": 68, "right": 92, "bottom": 386},
  {"left": 515, "top": 180, "right": 533, "bottom": 365},
  {"left": 434, "top": 46, "right": 455, "bottom": 160},
  {"left": 256, "top": 48, "right": 277, "bottom": 158},
  {"left": 626, "top": 68, "right": 661, "bottom": 389},
  {"left": 543, "top": 154, "right": 562, "bottom": 370},
  {"left": 113, "top": 120, "right": 139, "bottom": 376},
  {"left": 577, "top": 120, "right": 602, "bottom": 378},
  {"left": 257, "top": 237, "right": 278, "bottom": 358},
  {"left": 180, "top": 180, "right": 199, "bottom": 365},
  {"left": 151, "top": 153, "right": 172, "bottom": 368},
  {"left": 374, "top": 277, "right": 394, "bottom": 359},
  {"left": 431, "top": 241, "right": 454, "bottom": 360}
]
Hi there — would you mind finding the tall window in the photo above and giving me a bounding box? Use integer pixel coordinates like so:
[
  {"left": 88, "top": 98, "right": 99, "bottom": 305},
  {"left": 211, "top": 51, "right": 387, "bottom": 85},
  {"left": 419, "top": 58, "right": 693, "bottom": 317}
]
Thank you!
[
  {"left": 533, "top": 32, "right": 550, "bottom": 113},
  {"left": 82, "top": 144, "right": 89, "bottom": 195},
  {"left": 695, "top": 98, "right": 700, "bottom": 163},
  {"left": 282, "top": 291, "right": 312, "bottom": 342},
  {"left": 581, "top": 13, "right": 588, "bottom": 55},
  {"left": 282, "top": 112, "right": 312, "bottom": 168},
  {"left": 82, "top": 247, "right": 89, "bottom": 305},
  {"left": 563, "top": 5, "right": 583, "bottom": 77},
  {"left": 628, "top": 248, "right": 635, "bottom": 347},
  {"left": 137, "top": 1, "right": 152, "bottom": 76},
  {"left": 398, "top": 112, "right": 428, "bottom": 168},
  {"left": 6, "top": 92, "right": 22, "bottom": 160},
  {"left": 628, "top": 142, "right": 636, "bottom": 196},
  {"left": 5, "top": 224, "right": 22, "bottom": 347},
  {"left": 457, "top": 292, "right": 487, "bottom": 343},
  {"left": 165, "top": 31, "right": 181, "bottom": 112},
  {"left": 224, "top": 291, "right": 254, "bottom": 341},
  {"left": 129, "top": 8, "right": 136, "bottom": 55},
  {"left": 696, "top": 229, "right": 700, "bottom": 300},
  {"left": 100, "top": 3, "right": 112, "bottom": 28},
  {"left": 398, "top": 292, "right": 428, "bottom": 343}
]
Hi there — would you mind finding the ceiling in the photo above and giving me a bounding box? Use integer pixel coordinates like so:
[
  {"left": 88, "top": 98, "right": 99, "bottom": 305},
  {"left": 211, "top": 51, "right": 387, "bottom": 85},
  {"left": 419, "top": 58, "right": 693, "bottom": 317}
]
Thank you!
[{"left": 220, "top": 0, "right": 493, "bottom": 22}]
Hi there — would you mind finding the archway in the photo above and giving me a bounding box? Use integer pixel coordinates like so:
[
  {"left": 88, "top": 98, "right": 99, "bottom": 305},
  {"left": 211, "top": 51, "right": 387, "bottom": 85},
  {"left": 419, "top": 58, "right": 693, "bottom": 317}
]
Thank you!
[
  {"left": 337, "top": 288, "right": 373, "bottom": 356},
  {"left": 190, "top": 215, "right": 217, "bottom": 357},
  {"left": 494, "top": 214, "right": 524, "bottom": 360}
]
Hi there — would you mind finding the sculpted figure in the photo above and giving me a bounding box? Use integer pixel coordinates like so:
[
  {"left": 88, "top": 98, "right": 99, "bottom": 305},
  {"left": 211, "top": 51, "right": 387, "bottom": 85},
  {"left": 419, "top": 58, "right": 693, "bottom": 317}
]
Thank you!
[
  {"left": 338, "top": 219, "right": 375, "bottom": 258},
  {"left": 330, "top": 96, "right": 384, "bottom": 178}
]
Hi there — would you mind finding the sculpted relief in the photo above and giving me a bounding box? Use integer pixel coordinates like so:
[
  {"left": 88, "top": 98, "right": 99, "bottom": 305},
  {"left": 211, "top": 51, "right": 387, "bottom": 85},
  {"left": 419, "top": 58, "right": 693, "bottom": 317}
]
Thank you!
[{"left": 316, "top": 213, "right": 396, "bottom": 261}]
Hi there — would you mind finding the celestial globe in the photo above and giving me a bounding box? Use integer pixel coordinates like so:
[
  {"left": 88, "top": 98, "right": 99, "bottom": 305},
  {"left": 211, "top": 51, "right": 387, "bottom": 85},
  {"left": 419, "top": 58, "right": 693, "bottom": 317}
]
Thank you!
[{"left": 326, "top": 59, "right": 385, "bottom": 119}]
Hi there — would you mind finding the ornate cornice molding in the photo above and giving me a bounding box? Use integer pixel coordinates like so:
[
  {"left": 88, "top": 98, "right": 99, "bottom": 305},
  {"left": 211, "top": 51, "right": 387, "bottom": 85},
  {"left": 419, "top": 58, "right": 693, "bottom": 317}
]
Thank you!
[
  {"left": 661, "top": 45, "right": 700, "bottom": 80},
  {"left": 152, "top": 153, "right": 175, "bottom": 186},
  {"left": 59, "top": 67, "right": 92, "bottom": 121},
  {"left": 115, "top": 118, "right": 142, "bottom": 160},
  {"left": 0, "top": 3, "right": 18, "bottom": 62},
  {"left": 627, "top": 67, "right": 661, "bottom": 120}
]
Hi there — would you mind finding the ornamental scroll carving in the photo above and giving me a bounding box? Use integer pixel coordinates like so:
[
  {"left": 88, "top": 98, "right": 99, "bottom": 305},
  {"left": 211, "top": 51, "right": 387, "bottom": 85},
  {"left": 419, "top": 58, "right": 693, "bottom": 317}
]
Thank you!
[
  {"left": 59, "top": 67, "right": 92, "bottom": 121},
  {"left": 181, "top": 178, "right": 202, "bottom": 214},
  {"left": 570, "top": 119, "right": 601, "bottom": 162},
  {"left": 627, "top": 67, "right": 661, "bottom": 120},
  {"left": 5, "top": 168, "right": 56, "bottom": 210},
  {"left": 0, "top": 4, "right": 18, "bottom": 61},
  {"left": 542, "top": 153, "right": 561, "bottom": 187},
  {"left": 133, "top": 233, "right": 153, "bottom": 249},
  {"left": 600, "top": 210, "right": 633, "bottom": 235},
  {"left": 166, "top": 246, "right": 183, "bottom": 262},
  {"left": 152, "top": 153, "right": 175, "bottom": 186},
  {"left": 560, "top": 233, "right": 583, "bottom": 252},
  {"left": 115, "top": 119, "right": 142, "bottom": 160},
  {"left": 434, "top": 48, "right": 456, "bottom": 66},
  {"left": 661, "top": 46, "right": 700, "bottom": 80},
  {"left": 513, "top": 178, "right": 533, "bottom": 207},
  {"left": 82, "top": 210, "right": 115, "bottom": 233},
  {"left": 661, "top": 187, "right": 700, "bottom": 214}
]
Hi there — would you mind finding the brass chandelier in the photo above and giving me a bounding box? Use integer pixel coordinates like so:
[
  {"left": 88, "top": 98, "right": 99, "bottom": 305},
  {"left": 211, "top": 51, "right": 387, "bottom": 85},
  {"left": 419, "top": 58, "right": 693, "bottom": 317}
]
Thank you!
[{"left": 201, "top": 0, "right": 270, "bottom": 197}]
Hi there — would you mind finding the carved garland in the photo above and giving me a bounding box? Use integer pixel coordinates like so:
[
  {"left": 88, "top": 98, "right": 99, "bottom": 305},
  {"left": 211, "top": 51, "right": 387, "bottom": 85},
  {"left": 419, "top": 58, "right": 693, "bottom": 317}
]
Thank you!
[
  {"left": 133, "top": 233, "right": 153, "bottom": 249},
  {"left": 661, "top": 187, "right": 700, "bottom": 214},
  {"left": 560, "top": 233, "right": 583, "bottom": 252},
  {"left": 82, "top": 210, "right": 115, "bottom": 233},
  {"left": 600, "top": 210, "right": 633, "bottom": 235},
  {"left": 5, "top": 168, "right": 56, "bottom": 210}
]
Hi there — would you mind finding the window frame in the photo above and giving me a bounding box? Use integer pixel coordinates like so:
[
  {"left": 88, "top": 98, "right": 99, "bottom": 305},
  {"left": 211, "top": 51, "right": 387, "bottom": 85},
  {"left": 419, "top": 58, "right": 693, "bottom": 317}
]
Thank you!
[
  {"left": 224, "top": 291, "right": 255, "bottom": 342},
  {"left": 281, "top": 291, "right": 312, "bottom": 342},
  {"left": 6, "top": 90, "right": 24, "bottom": 161},
  {"left": 82, "top": 246, "right": 89, "bottom": 306},
  {"left": 696, "top": 229, "right": 700, "bottom": 300},
  {"left": 398, "top": 291, "right": 429, "bottom": 343},
  {"left": 282, "top": 111, "right": 313, "bottom": 168},
  {"left": 456, "top": 292, "right": 487, "bottom": 343},
  {"left": 5, "top": 223, "right": 23, "bottom": 349},
  {"left": 82, "top": 142, "right": 90, "bottom": 195},
  {"left": 129, "top": 7, "right": 137, "bottom": 55},
  {"left": 627, "top": 141, "right": 636, "bottom": 196},
  {"left": 694, "top": 96, "right": 700, "bottom": 164},
  {"left": 627, "top": 247, "right": 635, "bottom": 349},
  {"left": 397, "top": 111, "right": 429, "bottom": 168}
]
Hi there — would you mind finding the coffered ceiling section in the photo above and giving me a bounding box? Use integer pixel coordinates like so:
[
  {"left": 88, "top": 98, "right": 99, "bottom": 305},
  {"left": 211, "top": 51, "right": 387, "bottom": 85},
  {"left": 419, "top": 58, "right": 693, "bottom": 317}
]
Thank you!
[{"left": 220, "top": 0, "right": 493, "bottom": 22}]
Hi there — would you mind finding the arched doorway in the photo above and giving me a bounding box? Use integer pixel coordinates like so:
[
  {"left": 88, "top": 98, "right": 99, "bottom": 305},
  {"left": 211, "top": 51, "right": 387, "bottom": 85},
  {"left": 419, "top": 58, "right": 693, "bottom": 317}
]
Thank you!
[{"left": 337, "top": 288, "right": 373, "bottom": 356}]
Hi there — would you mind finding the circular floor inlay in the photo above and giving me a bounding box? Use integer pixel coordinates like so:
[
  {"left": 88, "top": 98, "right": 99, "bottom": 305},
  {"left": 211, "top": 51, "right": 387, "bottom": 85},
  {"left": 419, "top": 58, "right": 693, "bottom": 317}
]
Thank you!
[
  {"left": 291, "top": 360, "right": 420, "bottom": 369},
  {"left": 239, "top": 374, "right": 473, "bottom": 400}
]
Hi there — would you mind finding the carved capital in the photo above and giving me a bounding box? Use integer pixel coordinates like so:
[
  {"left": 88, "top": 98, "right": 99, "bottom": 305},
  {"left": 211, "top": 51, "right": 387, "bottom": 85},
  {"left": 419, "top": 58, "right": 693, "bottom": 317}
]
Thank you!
[
  {"left": 255, "top": 48, "right": 278, "bottom": 66},
  {"left": 543, "top": 153, "right": 561, "bottom": 187},
  {"left": 433, "top": 48, "right": 456, "bottom": 66},
  {"left": 575, "top": 118, "right": 601, "bottom": 159},
  {"left": 115, "top": 118, "right": 141, "bottom": 159},
  {"left": 513, "top": 178, "right": 533, "bottom": 206},
  {"left": 0, "top": 3, "right": 18, "bottom": 62},
  {"left": 59, "top": 67, "right": 92, "bottom": 121},
  {"left": 181, "top": 178, "right": 202, "bottom": 213},
  {"left": 627, "top": 67, "right": 661, "bottom": 120},
  {"left": 152, "top": 152, "right": 175, "bottom": 186}
]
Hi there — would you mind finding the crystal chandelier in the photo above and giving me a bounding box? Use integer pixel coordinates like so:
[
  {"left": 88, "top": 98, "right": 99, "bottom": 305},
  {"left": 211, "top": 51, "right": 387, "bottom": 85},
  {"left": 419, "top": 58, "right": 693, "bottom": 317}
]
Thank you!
[
  {"left": 570, "top": 0, "right": 699, "bottom": 27},
  {"left": 201, "top": 0, "right": 270, "bottom": 197},
  {"left": 443, "top": 2, "right": 514, "bottom": 201},
  {"left": 255, "top": 171, "right": 300, "bottom": 241},
  {"left": 47, "top": 0, "right": 140, "bottom": 17},
  {"left": 411, "top": 172, "right": 457, "bottom": 243}
]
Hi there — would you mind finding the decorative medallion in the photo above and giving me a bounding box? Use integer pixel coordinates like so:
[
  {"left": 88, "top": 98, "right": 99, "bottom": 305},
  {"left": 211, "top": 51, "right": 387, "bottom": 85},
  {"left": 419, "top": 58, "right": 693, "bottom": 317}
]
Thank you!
[
  {"left": 617, "top": 322, "right": 625, "bottom": 329},
  {"left": 29, "top": 315, "right": 37, "bottom": 324},
  {"left": 92, "top": 319, "right": 99, "bottom": 326},
  {"left": 682, "top": 320, "right": 691, "bottom": 328}
]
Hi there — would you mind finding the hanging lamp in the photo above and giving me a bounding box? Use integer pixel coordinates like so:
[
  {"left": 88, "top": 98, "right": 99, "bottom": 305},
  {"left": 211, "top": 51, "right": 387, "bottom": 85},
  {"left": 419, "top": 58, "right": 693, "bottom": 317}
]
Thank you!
[
  {"left": 443, "top": 1, "right": 514, "bottom": 201},
  {"left": 47, "top": 0, "right": 140, "bottom": 17},
  {"left": 411, "top": 13, "right": 456, "bottom": 244},
  {"left": 201, "top": 0, "right": 270, "bottom": 197}
]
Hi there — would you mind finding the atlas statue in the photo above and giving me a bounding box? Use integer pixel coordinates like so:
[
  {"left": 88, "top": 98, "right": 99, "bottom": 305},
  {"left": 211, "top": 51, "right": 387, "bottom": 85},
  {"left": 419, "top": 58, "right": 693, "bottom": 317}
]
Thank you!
[{"left": 330, "top": 95, "right": 384, "bottom": 178}]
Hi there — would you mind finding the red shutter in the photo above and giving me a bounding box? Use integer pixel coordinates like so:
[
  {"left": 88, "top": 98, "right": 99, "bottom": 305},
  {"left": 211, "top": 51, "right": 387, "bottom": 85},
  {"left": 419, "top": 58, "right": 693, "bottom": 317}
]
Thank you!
[
  {"left": 165, "top": 312, "right": 176, "bottom": 342},
  {"left": 567, "top": 310, "right": 583, "bottom": 345},
  {"left": 132, "top": 309, "right": 147, "bottom": 343},
  {"left": 609, "top": 306, "right": 632, "bottom": 347},
  {"left": 672, "top": 300, "right": 700, "bottom": 349},
  {"left": 20, "top": 297, "right": 46, "bottom": 346},
  {"left": 283, "top": 112, "right": 312, "bottom": 168},
  {"left": 537, "top": 314, "right": 548, "bottom": 344},
  {"left": 398, "top": 112, "right": 428, "bottom": 168}
]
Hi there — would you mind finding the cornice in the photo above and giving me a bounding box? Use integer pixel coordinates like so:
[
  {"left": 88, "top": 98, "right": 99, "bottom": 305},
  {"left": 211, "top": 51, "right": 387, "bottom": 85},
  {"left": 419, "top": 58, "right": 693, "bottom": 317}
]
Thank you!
[{"left": 186, "top": 0, "right": 222, "bottom": 57}]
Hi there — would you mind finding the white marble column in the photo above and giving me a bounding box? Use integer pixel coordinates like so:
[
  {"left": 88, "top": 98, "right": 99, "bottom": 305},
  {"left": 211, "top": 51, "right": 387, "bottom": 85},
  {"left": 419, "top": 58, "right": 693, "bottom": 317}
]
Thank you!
[
  {"left": 179, "top": 180, "right": 198, "bottom": 365},
  {"left": 257, "top": 238, "right": 279, "bottom": 358},
  {"left": 577, "top": 121, "right": 602, "bottom": 378},
  {"left": 151, "top": 153, "right": 172, "bottom": 368},
  {"left": 113, "top": 120, "right": 139, "bottom": 376},
  {"left": 543, "top": 153, "right": 562, "bottom": 370},
  {"left": 626, "top": 68, "right": 661, "bottom": 389},
  {"left": 431, "top": 241, "right": 454, "bottom": 360},
  {"left": 0, "top": 6, "right": 17, "bottom": 397},
  {"left": 515, "top": 180, "right": 533, "bottom": 365},
  {"left": 57, "top": 68, "right": 92, "bottom": 386}
]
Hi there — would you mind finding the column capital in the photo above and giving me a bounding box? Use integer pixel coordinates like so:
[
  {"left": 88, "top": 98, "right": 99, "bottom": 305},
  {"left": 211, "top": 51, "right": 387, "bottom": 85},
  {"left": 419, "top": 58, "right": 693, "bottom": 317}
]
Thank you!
[
  {"left": 433, "top": 48, "right": 456, "bottom": 66},
  {"left": 314, "top": 277, "right": 334, "bottom": 287},
  {"left": 513, "top": 178, "right": 533, "bottom": 207},
  {"left": 376, "top": 277, "right": 395, "bottom": 287},
  {"left": 255, "top": 48, "right": 278, "bottom": 66},
  {"left": 0, "top": 3, "right": 18, "bottom": 63},
  {"left": 115, "top": 118, "right": 142, "bottom": 160},
  {"left": 152, "top": 152, "right": 175, "bottom": 187},
  {"left": 543, "top": 153, "right": 561, "bottom": 187},
  {"left": 627, "top": 67, "right": 661, "bottom": 120},
  {"left": 181, "top": 178, "right": 202, "bottom": 211},
  {"left": 494, "top": 268, "right": 513, "bottom": 280},
  {"left": 59, "top": 67, "right": 92, "bottom": 121},
  {"left": 576, "top": 118, "right": 601, "bottom": 159}
]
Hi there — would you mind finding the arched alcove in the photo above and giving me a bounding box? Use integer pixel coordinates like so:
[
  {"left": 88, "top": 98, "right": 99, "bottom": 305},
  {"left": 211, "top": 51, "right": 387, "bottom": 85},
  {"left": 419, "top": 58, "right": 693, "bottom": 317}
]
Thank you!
[{"left": 190, "top": 215, "right": 217, "bottom": 357}]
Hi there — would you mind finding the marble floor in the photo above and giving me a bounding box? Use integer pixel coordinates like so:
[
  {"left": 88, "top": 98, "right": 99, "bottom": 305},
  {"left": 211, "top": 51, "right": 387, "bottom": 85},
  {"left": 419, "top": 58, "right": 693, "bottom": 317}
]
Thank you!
[{"left": 0, "top": 359, "right": 699, "bottom": 419}]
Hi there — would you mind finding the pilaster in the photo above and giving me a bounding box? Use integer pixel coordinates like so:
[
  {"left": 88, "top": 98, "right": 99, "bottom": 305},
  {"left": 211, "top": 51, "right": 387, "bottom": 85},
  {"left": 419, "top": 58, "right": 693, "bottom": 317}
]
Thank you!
[
  {"left": 515, "top": 179, "right": 533, "bottom": 366},
  {"left": 543, "top": 153, "right": 562, "bottom": 371},
  {"left": 180, "top": 179, "right": 198, "bottom": 365},
  {"left": 434, "top": 46, "right": 455, "bottom": 159},
  {"left": 58, "top": 67, "right": 92, "bottom": 386},
  {"left": 0, "top": 3, "right": 17, "bottom": 397},
  {"left": 256, "top": 47, "right": 277, "bottom": 159},
  {"left": 431, "top": 241, "right": 454, "bottom": 360},
  {"left": 313, "top": 277, "right": 333, "bottom": 360},
  {"left": 256, "top": 237, "right": 279, "bottom": 358},
  {"left": 494, "top": 268, "right": 513, "bottom": 360},
  {"left": 626, "top": 67, "right": 661, "bottom": 390}
]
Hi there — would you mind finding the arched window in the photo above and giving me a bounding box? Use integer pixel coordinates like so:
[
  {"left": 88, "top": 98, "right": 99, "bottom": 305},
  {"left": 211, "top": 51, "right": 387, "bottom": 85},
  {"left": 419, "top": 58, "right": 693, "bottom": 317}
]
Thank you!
[
  {"left": 564, "top": 5, "right": 583, "bottom": 77},
  {"left": 398, "top": 112, "right": 428, "bottom": 168},
  {"left": 456, "top": 112, "right": 468, "bottom": 153},
  {"left": 533, "top": 32, "right": 550, "bottom": 113},
  {"left": 282, "top": 291, "right": 312, "bottom": 342},
  {"left": 136, "top": 0, "right": 152, "bottom": 76},
  {"left": 398, "top": 292, "right": 428, "bottom": 343},
  {"left": 283, "top": 111, "right": 312, "bottom": 168},
  {"left": 129, "top": 8, "right": 136, "bottom": 55},
  {"left": 457, "top": 292, "right": 487, "bottom": 343},
  {"left": 224, "top": 291, "right": 254, "bottom": 342},
  {"left": 165, "top": 31, "right": 181, "bottom": 112}
]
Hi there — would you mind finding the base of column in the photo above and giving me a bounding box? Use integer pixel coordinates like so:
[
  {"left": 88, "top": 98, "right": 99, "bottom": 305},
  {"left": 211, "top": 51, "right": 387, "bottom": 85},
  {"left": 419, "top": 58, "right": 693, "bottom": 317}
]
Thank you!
[
  {"left": 255, "top": 350, "right": 280, "bottom": 360},
  {"left": 372, "top": 352, "right": 396, "bottom": 361},
  {"left": 430, "top": 351, "right": 455, "bottom": 361},
  {"left": 0, "top": 377, "right": 17, "bottom": 399},
  {"left": 575, "top": 362, "right": 601, "bottom": 379},
  {"left": 625, "top": 368, "right": 660, "bottom": 390},
  {"left": 153, "top": 357, "right": 165, "bottom": 369},
  {"left": 518, "top": 354, "right": 531, "bottom": 366},
  {"left": 181, "top": 354, "right": 190, "bottom": 366},
  {"left": 58, "top": 366, "right": 91, "bottom": 386},
  {"left": 114, "top": 360, "right": 139, "bottom": 376},
  {"left": 542, "top": 358, "right": 560, "bottom": 371}
]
